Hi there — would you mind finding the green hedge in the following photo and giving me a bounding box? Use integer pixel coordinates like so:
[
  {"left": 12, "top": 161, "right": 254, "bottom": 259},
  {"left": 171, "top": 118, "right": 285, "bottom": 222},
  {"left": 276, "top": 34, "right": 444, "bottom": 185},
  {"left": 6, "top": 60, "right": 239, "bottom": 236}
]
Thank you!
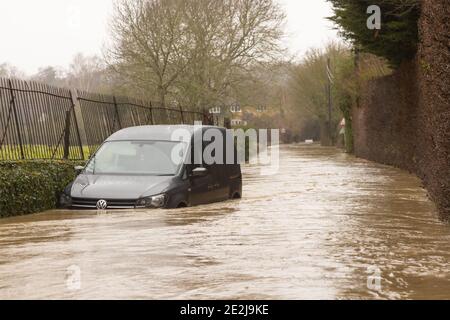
[{"left": 0, "top": 160, "right": 85, "bottom": 218}]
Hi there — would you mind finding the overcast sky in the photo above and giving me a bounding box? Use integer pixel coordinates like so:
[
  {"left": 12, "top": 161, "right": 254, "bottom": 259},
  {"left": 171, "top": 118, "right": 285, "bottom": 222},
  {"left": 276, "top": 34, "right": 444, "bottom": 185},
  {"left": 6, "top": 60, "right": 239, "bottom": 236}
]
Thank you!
[{"left": 0, "top": 0, "right": 339, "bottom": 75}]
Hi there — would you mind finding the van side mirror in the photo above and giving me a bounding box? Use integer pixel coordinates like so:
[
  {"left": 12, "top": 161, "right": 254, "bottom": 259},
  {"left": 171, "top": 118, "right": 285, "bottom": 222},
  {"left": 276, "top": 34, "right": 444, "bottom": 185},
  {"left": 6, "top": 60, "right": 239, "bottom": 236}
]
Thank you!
[
  {"left": 74, "top": 166, "right": 84, "bottom": 175},
  {"left": 190, "top": 167, "right": 208, "bottom": 178}
]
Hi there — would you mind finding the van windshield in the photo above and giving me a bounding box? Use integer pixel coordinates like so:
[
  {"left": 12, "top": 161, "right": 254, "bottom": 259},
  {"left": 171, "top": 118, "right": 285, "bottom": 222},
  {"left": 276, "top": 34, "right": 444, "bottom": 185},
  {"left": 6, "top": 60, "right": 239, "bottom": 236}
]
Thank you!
[{"left": 85, "top": 141, "right": 187, "bottom": 176}]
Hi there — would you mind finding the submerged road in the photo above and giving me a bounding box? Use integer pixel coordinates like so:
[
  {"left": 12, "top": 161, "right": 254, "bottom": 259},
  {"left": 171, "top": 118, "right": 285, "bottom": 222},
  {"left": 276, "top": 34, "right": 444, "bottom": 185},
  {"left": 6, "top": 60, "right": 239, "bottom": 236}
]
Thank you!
[{"left": 0, "top": 144, "right": 449, "bottom": 299}]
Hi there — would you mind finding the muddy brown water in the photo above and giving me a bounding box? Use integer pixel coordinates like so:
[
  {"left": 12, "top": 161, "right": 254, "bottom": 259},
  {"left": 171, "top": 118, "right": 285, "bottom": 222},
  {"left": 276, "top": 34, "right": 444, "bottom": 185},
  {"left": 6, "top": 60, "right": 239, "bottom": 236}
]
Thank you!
[{"left": 0, "top": 144, "right": 449, "bottom": 300}]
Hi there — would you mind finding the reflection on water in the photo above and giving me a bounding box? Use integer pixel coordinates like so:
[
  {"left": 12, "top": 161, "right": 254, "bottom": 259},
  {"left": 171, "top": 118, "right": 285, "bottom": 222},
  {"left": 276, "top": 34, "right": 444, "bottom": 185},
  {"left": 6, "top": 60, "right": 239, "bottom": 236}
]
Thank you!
[{"left": 0, "top": 145, "right": 449, "bottom": 300}]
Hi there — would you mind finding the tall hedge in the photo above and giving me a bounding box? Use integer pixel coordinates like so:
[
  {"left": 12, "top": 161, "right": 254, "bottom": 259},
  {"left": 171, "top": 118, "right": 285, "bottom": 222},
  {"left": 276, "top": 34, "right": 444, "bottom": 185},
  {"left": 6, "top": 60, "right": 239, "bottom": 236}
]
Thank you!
[
  {"left": 0, "top": 161, "right": 84, "bottom": 218},
  {"left": 327, "top": 0, "right": 420, "bottom": 67}
]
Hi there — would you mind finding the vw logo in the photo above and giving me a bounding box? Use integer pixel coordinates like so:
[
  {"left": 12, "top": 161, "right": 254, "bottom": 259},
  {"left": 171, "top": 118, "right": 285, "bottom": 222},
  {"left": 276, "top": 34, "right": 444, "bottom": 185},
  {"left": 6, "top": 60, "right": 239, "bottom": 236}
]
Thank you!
[{"left": 96, "top": 199, "right": 108, "bottom": 210}]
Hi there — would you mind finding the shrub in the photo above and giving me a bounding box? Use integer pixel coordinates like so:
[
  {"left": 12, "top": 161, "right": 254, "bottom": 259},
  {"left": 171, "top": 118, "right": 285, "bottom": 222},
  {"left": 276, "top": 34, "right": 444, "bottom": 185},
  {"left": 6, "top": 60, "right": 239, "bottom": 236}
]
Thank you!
[{"left": 0, "top": 161, "right": 85, "bottom": 218}]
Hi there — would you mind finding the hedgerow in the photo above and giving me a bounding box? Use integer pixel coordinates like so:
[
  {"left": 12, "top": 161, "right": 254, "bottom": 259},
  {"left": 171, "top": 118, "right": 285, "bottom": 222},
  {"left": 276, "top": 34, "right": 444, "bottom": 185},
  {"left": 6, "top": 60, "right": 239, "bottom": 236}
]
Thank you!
[{"left": 0, "top": 161, "right": 85, "bottom": 218}]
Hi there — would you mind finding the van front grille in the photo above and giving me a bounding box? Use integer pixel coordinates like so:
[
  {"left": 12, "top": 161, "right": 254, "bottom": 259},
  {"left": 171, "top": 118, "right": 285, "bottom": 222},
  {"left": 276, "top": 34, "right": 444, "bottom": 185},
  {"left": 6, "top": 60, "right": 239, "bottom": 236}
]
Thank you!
[{"left": 72, "top": 198, "right": 137, "bottom": 209}]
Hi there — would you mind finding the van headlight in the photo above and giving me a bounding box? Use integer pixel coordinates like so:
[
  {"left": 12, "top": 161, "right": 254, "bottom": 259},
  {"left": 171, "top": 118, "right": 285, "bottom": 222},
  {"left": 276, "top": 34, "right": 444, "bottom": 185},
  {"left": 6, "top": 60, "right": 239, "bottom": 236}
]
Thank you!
[{"left": 136, "top": 194, "right": 166, "bottom": 208}]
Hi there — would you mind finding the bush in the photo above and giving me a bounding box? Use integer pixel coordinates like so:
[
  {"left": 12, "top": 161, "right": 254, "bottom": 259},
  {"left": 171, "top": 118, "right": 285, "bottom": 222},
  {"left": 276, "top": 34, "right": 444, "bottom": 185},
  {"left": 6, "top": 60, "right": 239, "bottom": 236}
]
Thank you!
[{"left": 0, "top": 161, "right": 85, "bottom": 218}]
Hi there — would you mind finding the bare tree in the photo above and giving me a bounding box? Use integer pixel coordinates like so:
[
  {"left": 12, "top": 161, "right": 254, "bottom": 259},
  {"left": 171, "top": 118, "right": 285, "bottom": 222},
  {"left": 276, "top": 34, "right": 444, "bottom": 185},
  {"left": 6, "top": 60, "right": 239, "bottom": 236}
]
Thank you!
[
  {"left": 66, "top": 54, "right": 107, "bottom": 92},
  {"left": 28, "top": 54, "right": 110, "bottom": 92},
  {"left": 107, "top": 0, "right": 191, "bottom": 107},
  {"left": 177, "top": 0, "right": 286, "bottom": 109},
  {"left": 30, "top": 66, "right": 65, "bottom": 87},
  {"left": 0, "top": 63, "right": 25, "bottom": 79},
  {"left": 106, "top": 0, "right": 286, "bottom": 109},
  {"left": 288, "top": 43, "right": 349, "bottom": 133}
]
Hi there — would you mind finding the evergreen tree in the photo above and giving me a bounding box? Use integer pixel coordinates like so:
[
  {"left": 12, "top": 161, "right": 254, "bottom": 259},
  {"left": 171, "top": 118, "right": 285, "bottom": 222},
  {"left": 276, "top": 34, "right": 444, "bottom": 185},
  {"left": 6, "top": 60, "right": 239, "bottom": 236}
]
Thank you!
[{"left": 327, "top": 0, "right": 420, "bottom": 67}]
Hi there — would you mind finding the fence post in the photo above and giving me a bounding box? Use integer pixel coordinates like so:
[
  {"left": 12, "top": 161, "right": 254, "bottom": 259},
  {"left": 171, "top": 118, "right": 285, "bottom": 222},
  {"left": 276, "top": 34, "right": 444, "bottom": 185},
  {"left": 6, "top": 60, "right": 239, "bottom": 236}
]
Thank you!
[
  {"left": 202, "top": 108, "right": 214, "bottom": 126},
  {"left": 8, "top": 80, "right": 24, "bottom": 159},
  {"left": 202, "top": 108, "right": 208, "bottom": 125},
  {"left": 70, "top": 90, "right": 85, "bottom": 160},
  {"left": 224, "top": 117, "right": 231, "bottom": 129},
  {"left": 179, "top": 105, "right": 185, "bottom": 124},
  {"left": 113, "top": 96, "right": 122, "bottom": 129},
  {"left": 63, "top": 110, "right": 71, "bottom": 159},
  {"left": 148, "top": 101, "right": 154, "bottom": 125}
]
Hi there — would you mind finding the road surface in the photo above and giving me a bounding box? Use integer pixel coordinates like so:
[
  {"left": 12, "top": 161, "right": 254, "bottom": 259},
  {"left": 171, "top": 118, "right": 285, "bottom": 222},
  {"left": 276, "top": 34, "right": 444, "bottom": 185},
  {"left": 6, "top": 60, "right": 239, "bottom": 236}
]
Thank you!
[{"left": 0, "top": 144, "right": 449, "bottom": 299}]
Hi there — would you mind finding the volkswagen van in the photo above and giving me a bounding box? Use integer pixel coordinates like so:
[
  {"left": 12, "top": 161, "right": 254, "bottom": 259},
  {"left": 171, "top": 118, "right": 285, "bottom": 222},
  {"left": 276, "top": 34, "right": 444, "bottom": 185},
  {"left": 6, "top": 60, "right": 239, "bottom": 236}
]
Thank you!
[{"left": 60, "top": 125, "right": 242, "bottom": 209}]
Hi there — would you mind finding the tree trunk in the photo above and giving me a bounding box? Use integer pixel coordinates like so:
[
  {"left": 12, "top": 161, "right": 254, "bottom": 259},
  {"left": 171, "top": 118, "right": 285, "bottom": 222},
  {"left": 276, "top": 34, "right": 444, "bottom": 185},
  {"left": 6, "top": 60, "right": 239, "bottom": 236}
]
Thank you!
[
  {"left": 320, "top": 118, "right": 333, "bottom": 147},
  {"left": 158, "top": 86, "right": 166, "bottom": 109}
]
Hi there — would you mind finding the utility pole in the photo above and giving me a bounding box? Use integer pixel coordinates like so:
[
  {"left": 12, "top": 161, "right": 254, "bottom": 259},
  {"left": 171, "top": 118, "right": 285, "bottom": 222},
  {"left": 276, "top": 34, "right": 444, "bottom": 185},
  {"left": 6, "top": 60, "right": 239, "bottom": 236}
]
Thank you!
[{"left": 326, "top": 57, "right": 333, "bottom": 145}]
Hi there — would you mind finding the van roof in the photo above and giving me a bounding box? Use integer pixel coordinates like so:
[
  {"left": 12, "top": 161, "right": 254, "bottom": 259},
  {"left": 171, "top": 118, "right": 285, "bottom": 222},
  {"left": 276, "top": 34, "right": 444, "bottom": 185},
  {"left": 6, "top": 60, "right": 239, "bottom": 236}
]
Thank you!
[{"left": 106, "top": 125, "right": 223, "bottom": 142}]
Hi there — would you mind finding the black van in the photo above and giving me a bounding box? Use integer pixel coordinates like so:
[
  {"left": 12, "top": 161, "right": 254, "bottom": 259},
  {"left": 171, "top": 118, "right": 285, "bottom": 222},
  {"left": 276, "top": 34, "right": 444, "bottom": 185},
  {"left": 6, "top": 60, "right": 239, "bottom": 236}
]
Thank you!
[{"left": 60, "top": 125, "right": 242, "bottom": 210}]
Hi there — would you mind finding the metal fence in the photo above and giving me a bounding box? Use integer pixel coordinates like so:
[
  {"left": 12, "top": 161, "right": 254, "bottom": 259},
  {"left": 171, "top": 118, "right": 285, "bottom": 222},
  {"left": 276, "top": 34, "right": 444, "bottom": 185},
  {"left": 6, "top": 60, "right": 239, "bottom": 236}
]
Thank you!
[
  {"left": 0, "top": 78, "right": 210, "bottom": 161},
  {"left": 76, "top": 91, "right": 208, "bottom": 157},
  {"left": 0, "top": 78, "right": 83, "bottom": 160}
]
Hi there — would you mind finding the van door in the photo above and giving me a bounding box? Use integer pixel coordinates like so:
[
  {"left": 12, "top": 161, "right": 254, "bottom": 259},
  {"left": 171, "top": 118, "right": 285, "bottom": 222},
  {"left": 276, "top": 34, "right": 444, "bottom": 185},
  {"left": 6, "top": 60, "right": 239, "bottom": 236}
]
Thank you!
[
  {"left": 187, "top": 137, "right": 217, "bottom": 205},
  {"left": 188, "top": 127, "right": 229, "bottom": 205},
  {"left": 189, "top": 166, "right": 217, "bottom": 205},
  {"left": 206, "top": 162, "right": 229, "bottom": 202},
  {"left": 206, "top": 127, "right": 229, "bottom": 201}
]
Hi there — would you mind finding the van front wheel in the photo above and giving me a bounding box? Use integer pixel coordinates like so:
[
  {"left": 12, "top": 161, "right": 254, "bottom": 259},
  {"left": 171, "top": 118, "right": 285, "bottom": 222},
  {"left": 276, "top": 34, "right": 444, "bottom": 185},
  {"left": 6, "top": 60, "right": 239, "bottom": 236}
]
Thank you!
[
  {"left": 231, "top": 192, "right": 241, "bottom": 199},
  {"left": 177, "top": 202, "right": 188, "bottom": 208}
]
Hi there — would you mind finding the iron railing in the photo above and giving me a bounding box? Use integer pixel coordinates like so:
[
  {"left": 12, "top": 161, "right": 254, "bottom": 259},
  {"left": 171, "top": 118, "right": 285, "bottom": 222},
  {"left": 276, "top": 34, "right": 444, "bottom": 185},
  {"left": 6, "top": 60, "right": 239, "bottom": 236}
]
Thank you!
[
  {"left": 0, "top": 78, "right": 211, "bottom": 160},
  {"left": 76, "top": 91, "right": 207, "bottom": 157},
  {"left": 0, "top": 78, "right": 83, "bottom": 160}
]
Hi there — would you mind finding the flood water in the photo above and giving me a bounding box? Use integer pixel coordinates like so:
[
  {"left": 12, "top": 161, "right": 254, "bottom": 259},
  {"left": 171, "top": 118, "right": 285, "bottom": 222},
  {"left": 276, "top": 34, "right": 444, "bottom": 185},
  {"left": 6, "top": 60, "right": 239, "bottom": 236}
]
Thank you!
[{"left": 0, "top": 144, "right": 449, "bottom": 300}]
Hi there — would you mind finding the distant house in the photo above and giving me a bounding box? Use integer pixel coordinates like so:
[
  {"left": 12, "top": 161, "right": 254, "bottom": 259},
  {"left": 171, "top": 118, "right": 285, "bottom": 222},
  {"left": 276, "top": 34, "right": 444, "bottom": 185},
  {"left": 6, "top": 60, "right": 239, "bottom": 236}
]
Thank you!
[
  {"left": 231, "top": 118, "right": 248, "bottom": 127},
  {"left": 209, "top": 106, "right": 222, "bottom": 115},
  {"left": 230, "top": 105, "right": 242, "bottom": 113},
  {"left": 256, "top": 105, "right": 267, "bottom": 113},
  {"left": 229, "top": 104, "right": 245, "bottom": 127},
  {"left": 208, "top": 104, "right": 273, "bottom": 127}
]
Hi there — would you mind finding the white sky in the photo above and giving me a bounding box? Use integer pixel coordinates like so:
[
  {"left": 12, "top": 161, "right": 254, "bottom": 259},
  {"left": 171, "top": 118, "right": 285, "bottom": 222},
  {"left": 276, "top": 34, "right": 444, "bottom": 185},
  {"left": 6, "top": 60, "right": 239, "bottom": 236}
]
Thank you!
[{"left": 0, "top": 0, "right": 338, "bottom": 75}]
